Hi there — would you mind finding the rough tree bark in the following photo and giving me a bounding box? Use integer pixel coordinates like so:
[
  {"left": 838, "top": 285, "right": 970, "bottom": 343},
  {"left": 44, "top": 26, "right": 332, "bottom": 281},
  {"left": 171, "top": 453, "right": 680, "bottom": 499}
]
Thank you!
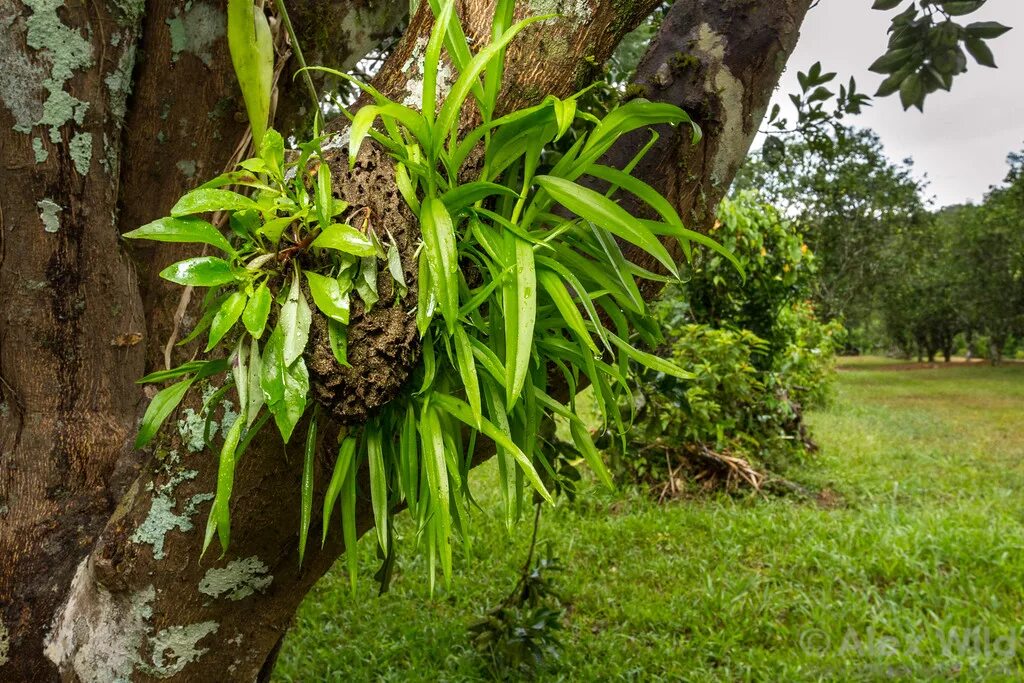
[{"left": 0, "top": 0, "right": 810, "bottom": 679}]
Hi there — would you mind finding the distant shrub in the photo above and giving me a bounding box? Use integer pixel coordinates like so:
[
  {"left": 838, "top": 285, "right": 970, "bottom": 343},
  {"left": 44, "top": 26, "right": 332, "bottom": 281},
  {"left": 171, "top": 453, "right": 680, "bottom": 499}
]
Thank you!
[{"left": 606, "top": 195, "right": 843, "bottom": 493}]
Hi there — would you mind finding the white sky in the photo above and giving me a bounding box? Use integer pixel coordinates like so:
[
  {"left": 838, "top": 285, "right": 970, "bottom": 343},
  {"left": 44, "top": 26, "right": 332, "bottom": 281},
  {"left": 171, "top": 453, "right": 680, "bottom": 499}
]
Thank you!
[{"left": 764, "top": 0, "right": 1024, "bottom": 208}]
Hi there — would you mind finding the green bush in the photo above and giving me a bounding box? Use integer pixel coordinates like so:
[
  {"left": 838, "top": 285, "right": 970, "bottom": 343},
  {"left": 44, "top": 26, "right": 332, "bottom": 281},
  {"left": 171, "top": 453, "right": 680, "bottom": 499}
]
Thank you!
[{"left": 607, "top": 195, "right": 843, "bottom": 491}]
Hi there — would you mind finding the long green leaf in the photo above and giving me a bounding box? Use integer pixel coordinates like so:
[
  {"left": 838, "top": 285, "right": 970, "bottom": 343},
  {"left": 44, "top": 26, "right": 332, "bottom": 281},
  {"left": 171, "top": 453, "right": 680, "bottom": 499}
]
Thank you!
[
  {"left": 505, "top": 234, "right": 536, "bottom": 406},
  {"left": 607, "top": 331, "right": 694, "bottom": 379},
  {"left": 348, "top": 103, "right": 432, "bottom": 168},
  {"left": 434, "top": 13, "right": 555, "bottom": 151},
  {"left": 124, "top": 216, "right": 235, "bottom": 255},
  {"left": 433, "top": 393, "right": 552, "bottom": 503},
  {"left": 298, "top": 413, "right": 317, "bottom": 566},
  {"left": 440, "top": 182, "right": 518, "bottom": 215},
  {"left": 322, "top": 436, "right": 356, "bottom": 546},
  {"left": 452, "top": 325, "right": 481, "bottom": 426},
  {"left": 537, "top": 269, "right": 598, "bottom": 353},
  {"left": 134, "top": 379, "right": 193, "bottom": 448},
  {"left": 420, "top": 403, "right": 452, "bottom": 584},
  {"left": 420, "top": 197, "right": 459, "bottom": 332},
  {"left": 342, "top": 441, "right": 358, "bottom": 594},
  {"left": 535, "top": 175, "right": 679, "bottom": 277},
  {"left": 422, "top": 0, "right": 454, "bottom": 123},
  {"left": 535, "top": 255, "right": 610, "bottom": 350},
  {"left": 210, "top": 414, "right": 245, "bottom": 555},
  {"left": 366, "top": 422, "right": 388, "bottom": 554},
  {"left": 226, "top": 0, "right": 274, "bottom": 146}
]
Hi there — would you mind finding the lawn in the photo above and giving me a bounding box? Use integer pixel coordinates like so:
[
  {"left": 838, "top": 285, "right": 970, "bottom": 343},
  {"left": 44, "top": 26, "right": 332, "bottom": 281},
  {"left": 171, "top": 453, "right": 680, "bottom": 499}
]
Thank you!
[{"left": 274, "top": 359, "right": 1024, "bottom": 681}]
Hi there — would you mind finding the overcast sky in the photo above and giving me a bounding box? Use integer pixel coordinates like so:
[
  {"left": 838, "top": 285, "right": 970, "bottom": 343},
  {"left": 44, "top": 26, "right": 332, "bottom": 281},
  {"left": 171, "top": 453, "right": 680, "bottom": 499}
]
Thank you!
[{"left": 764, "top": 0, "right": 1024, "bottom": 208}]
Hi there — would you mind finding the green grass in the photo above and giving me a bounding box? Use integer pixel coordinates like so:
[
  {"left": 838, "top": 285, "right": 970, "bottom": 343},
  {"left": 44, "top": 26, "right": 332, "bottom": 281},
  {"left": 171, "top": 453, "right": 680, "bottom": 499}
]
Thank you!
[{"left": 275, "top": 358, "right": 1024, "bottom": 681}]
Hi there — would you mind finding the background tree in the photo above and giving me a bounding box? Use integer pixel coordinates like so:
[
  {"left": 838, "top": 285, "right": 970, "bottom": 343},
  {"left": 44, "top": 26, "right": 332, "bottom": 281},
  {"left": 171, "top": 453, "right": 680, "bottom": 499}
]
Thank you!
[
  {"left": 735, "top": 127, "right": 929, "bottom": 336},
  {"left": 948, "top": 152, "right": 1024, "bottom": 362}
]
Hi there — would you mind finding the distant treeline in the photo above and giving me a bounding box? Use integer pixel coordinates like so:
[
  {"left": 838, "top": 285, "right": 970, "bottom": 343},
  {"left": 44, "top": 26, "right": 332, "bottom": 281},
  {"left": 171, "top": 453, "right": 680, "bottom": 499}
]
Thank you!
[{"left": 736, "top": 127, "right": 1024, "bottom": 363}]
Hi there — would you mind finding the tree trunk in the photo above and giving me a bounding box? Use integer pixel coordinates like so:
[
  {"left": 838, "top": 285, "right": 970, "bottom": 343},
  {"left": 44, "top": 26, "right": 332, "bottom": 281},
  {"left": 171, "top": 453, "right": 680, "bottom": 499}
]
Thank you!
[{"left": 1, "top": 0, "right": 811, "bottom": 679}]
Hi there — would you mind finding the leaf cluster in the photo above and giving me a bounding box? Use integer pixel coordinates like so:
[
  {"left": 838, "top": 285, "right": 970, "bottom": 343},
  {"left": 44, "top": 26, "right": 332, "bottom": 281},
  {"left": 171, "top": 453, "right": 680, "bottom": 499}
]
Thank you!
[{"left": 869, "top": 0, "right": 1011, "bottom": 111}]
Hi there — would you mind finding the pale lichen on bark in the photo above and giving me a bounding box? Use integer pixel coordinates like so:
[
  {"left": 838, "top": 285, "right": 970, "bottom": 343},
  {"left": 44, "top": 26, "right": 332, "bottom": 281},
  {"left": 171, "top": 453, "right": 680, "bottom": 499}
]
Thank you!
[
  {"left": 23, "top": 0, "right": 94, "bottom": 142},
  {"left": 198, "top": 557, "right": 273, "bottom": 601},
  {"left": 692, "top": 23, "right": 745, "bottom": 186},
  {"left": 37, "top": 198, "right": 62, "bottom": 232},
  {"left": 0, "top": 618, "right": 9, "bottom": 666},
  {"left": 45, "top": 558, "right": 220, "bottom": 680},
  {"left": 165, "top": 1, "right": 225, "bottom": 67}
]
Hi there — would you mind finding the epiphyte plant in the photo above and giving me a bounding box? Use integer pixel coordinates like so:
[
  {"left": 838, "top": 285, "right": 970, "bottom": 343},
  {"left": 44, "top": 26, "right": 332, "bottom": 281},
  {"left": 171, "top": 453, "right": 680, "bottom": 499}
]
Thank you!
[{"left": 124, "top": 0, "right": 735, "bottom": 589}]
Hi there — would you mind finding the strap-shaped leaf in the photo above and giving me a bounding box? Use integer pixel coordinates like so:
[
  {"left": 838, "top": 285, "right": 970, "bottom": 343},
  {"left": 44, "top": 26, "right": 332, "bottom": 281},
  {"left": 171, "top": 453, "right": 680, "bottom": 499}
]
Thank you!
[
  {"left": 322, "top": 436, "right": 356, "bottom": 546},
  {"left": 433, "top": 393, "right": 552, "bottom": 504},
  {"left": 419, "top": 403, "right": 452, "bottom": 584},
  {"left": 434, "top": 13, "right": 555, "bottom": 153},
  {"left": 226, "top": 0, "right": 273, "bottom": 146},
  {"left": 420, "top": 197, "right": 460, "bottom": 332},
  {"left": 537, "top": 268, "right": 598, "bottom": 353},
  {"left": 504, "top": 234, "right": 535, "bottom": 406},
  {"left": 348, "top": 103, "right": 432, "bottom": 169},
  {"left": 607, "top": 331, "right": 694, "bottom": 379},
  {"left": 298, "top": 414, "right": 317, "bottom": 566},
  {"left": 440, "top": 182, "right": 518, "bottom": 215},
  {"left": 535, "top": 175, "right": 679, "bottom": 277},
  {"left": 366, "top": 422, "right": 389, "bottom": 554},
  {"left": 452, "top": 325, "right": 481, "bottom": 426}
]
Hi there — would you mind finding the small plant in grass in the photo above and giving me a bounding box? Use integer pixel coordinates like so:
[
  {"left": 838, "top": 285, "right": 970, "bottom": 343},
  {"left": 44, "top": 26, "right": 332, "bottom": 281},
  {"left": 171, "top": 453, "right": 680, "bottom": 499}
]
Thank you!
[
  {"left": 469, "top": 506, "right": 566, "bottom": 680},
  {"left": 125, "top": 0, "right": 732, "bottom": 584}
]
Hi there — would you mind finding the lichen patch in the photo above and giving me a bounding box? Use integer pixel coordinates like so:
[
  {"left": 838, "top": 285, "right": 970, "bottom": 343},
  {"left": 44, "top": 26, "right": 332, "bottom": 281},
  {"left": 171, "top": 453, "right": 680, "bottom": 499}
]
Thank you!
[
  {"left": 198, "top": 557, "right": 273, "bottom": 601},
  {"left": 0, "top": 618, "right": 9, "bottom": 666},
  {"left": 32, "top": 137, "right": 48, "bottom": 162},
  {"left": 527, "top": 0, "right": 591, "bottom": 24},
  {"left": 23, "top": 0, "right": 94, "bottom": 142},
  {"left": 144, "top": 621, "right": 218, "bottom": 677},
  {"left": 69, "top": 131, "right": 93, "bottom": 175},
  {"left": 693, "top": 23, "right": 744, "bottom": 185},
  {"left": 0, "top": 15, "right": 46, "bottom": 134},
  {"left": 166, "top": 2, "right": 225, "bottom": 68},
  {"left": 37, "top": 198, "right": 62, "bottom": 233},
  {"left": 45, "top": 558, "right": 219, "bottom": 679}
]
